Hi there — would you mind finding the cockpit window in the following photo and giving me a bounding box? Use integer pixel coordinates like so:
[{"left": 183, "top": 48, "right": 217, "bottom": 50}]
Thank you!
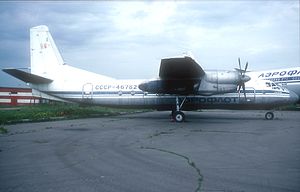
[{"left": 265, "top": 81, "right": 286, "bottom": 92}]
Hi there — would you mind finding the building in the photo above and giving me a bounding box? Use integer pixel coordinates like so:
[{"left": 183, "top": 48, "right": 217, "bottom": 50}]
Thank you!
[{"left": 0, "top": 87, "right": 43, "bottom": 106}]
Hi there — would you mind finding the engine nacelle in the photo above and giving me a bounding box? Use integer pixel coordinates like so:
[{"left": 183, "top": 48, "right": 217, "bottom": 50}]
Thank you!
[
  {"left": 197, "top": 81, "right": 237, "bottom": 95},
  {"left": 196, "top": 70, "right": 240, "bottom": 95},
  {"left": 138, "top": 79, "right": 200, "bottom": 95},
  {"left": 139, "top": 70, "right": 250, "bottom": 96},
  {"left": 204, "top": 70, "right": 240, "bottom": 84}
]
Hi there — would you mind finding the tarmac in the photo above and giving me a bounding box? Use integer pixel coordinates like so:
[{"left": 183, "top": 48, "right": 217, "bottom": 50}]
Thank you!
[{"left": 0, "top": 110, "right": 299, "bottom": 192}]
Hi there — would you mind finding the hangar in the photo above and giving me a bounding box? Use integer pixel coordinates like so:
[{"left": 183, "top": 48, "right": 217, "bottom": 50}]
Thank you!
[{"left": 0, "top": 87, "right": 47, "bottom": 106}]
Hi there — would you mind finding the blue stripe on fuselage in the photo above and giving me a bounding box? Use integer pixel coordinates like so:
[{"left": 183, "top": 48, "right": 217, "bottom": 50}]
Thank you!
[
  {"left": 264, "top": 76, "right": 300, "bottom": 83},
  {"left": 43, "top": 90, "right": 289, "bottom": 96}
]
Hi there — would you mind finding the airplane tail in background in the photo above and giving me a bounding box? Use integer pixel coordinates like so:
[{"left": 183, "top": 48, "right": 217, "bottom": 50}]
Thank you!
[{"left": 30, "top": 25, "right": 64, "bottom": 79}]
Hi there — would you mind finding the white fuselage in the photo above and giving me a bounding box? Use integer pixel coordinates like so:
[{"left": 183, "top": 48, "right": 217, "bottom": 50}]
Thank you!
[{"left": 30, "top": 64, "right": 298, "bottom": 111}]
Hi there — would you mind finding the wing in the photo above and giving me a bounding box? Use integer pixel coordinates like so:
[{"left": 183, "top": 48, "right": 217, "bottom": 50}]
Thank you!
[
  {"left": 159, "top": 56, "right": 205, "bottom": 79},
  {"left": 139, "top": 56, "right": 205, "bottom": 95}
]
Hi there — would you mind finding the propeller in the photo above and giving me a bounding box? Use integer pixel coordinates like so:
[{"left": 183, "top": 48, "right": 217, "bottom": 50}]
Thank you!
[{"left": 235, "top": 58, "right": 251, "bottom": 100}]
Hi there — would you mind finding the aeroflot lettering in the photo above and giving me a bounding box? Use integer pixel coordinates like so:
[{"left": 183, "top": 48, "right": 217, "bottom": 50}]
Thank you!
[
  {"left": 258, "top": 70, "right": 300, "bottom": 78},
  {"left": 188, "top": 97, "right": 238, "bottom": 104}
]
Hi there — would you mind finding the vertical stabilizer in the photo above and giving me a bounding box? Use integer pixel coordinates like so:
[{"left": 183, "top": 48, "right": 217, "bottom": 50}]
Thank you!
[{"left": 30, "top": 25, "right": 64, "bottom": 78}]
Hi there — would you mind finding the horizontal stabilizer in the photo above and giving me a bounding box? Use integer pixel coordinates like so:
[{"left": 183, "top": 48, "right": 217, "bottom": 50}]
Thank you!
[{"left": 2, "top": 68, "right": 53, "bottom": 84}]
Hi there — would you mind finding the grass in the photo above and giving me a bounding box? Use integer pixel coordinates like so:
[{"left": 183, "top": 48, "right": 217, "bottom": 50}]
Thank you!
[
  {"left": 278, "top": 104, "right": 300, "bottom": 111},
  {"left": 0, "top": 103, "right": 147, "bottom": 125},
  {"left": 0, "top": 103, "right": 298, "bottom": 125},
  {"left": 0, "top": 126, "right": 8, "bottom": 134}
]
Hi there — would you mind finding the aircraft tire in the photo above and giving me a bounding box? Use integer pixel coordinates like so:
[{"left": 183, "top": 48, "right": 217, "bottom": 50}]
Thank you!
[
  {"left": 265, "top": 112, "right": 274, "bottom": 120},
  {"left": 173, "top": 111, "right": 185, "bottom": 123}
]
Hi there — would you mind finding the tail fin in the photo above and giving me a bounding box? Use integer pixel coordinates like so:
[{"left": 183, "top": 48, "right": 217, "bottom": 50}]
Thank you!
[{"left": 30, "top": 25, "right": 64, "bottom": 79}]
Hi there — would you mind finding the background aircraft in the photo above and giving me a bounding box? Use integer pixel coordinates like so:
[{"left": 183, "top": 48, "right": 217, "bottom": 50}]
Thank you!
[
  {"left": 247, "top": 67, "right": 300, "bottom": 103},
  {"left": 3, "top": 25, "right": 298, "bottom": 122}
]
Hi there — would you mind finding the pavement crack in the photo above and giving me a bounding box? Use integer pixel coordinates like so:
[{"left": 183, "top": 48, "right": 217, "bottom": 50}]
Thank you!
[
  {"left": 191, "top": 130, "right": 259, "bottom": 135},
  {"left": 141, "top": 146, "right": 203, "bottom": 192},
  {"left": 147, "top": 131, "right": 174, "bottom": 139}
]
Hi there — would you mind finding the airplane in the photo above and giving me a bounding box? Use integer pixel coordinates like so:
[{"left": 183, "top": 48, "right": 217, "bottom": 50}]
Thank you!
[
  {"left": 247, "top": 67, "right": 300, "bottom": 103},
  {"left": 2, "top": 25, "right": 298, "bottom": 122}
]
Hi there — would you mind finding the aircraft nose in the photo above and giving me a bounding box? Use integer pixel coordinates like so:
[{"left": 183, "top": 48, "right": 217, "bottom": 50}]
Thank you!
[{"left": 289, "top": 91, "right": 299, "bottom": 104}]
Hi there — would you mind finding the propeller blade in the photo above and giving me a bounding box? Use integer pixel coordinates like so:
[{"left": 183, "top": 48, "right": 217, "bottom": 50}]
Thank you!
[
  {"left": 237, "top": 84, "right": 241, "bottom": 91},
  {"left": 238, "top": 58, "right": 241, "bottom": 73},
  {"left": 242, "top": 83, "right": 246, "bottom": 99},
  {"left": 237, "top": 85, "right": 241, "bottom": 98},
  {"left": 236, "top": 58, "right": 249, "bottom": 100},
  {"left": 244, "top": 62, "right": 248, "bottom": 73}
]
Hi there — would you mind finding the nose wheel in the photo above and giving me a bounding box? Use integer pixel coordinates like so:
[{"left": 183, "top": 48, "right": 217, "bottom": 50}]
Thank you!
[{"left": 265, "top": 111, "right": 274, "bottom": 120}]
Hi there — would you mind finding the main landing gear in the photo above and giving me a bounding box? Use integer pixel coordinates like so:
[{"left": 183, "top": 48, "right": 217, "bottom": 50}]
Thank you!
[{"left": 172, "top": 97, "right": 187, "bottom": 123}]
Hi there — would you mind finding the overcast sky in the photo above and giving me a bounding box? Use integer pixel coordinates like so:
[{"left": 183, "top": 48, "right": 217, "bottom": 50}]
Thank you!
[{"left": 0, "top": 1, "right": 299, "bottom": 87}]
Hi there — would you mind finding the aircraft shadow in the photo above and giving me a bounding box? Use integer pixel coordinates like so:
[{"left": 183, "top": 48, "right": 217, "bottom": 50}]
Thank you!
[{"left": 119, "top": 110, "right": 266, "bottom": 122}]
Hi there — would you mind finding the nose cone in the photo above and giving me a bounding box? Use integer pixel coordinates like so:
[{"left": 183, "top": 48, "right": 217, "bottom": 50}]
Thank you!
[
  {"left": 289, "top": 91, "right": 299, "bottom": 104},
  {"left": 241, "top": 75, "right": 251, "bottom": 83}
]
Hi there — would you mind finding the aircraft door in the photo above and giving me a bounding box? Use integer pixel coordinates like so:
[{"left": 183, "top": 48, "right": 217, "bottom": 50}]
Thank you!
[{"left": 82, "top": 83, "right": 93, "bottom": 100}]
